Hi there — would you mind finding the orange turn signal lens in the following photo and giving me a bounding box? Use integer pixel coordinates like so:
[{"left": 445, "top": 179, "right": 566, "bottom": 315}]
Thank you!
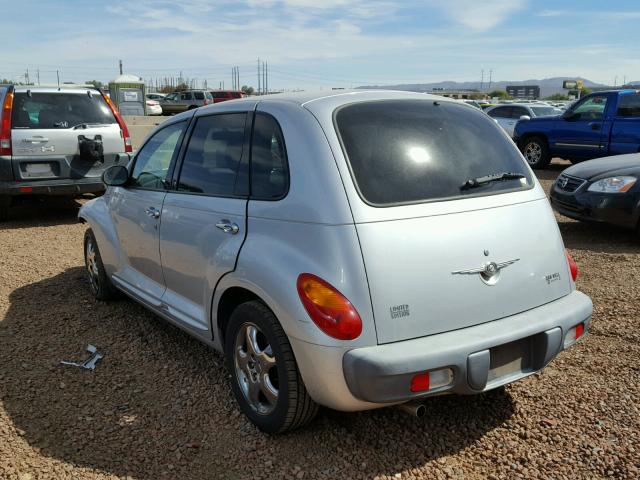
[{"left": 297, "top": 273, "right": 362, "bottom": 340}]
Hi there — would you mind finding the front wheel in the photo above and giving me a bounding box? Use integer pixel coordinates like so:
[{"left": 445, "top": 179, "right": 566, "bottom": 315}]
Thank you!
[
  {"left": 84, "top": 229, "right": 119, "bottom": 300},
  {"left": 225, "top": 301, "right": 318, "bottom": 433},
  {"left": 521, "top": 136, "right": 550, "bottom": 169}
]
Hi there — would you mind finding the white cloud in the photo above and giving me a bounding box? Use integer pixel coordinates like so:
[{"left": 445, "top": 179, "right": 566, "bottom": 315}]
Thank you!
[{"left": 427, "top": 0, "right": 528, "bottom": 31}]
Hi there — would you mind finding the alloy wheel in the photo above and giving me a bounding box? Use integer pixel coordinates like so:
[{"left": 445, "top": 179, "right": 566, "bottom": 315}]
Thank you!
[
  {"left": 524, "top": 142, "right": 542, "bottom": 165},
  {"left": 85, "top": 237, "right": 100, "bottom": 294},
  {"left": 233, "top": 322, "right": 279, "bottom": 415}
]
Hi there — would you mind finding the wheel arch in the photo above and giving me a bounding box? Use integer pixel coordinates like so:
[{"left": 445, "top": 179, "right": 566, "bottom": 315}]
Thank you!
[
  {"left": 77, "top": 197, "right": 122, "bottom": 277},
  {"left": 214, "top": 285, "right": 263, "bottom": 347}
]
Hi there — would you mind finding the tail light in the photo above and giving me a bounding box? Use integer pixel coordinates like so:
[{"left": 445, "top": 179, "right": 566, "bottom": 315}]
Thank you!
[
  {"left": 566, "top": 250, "right": 578, "bottom": 281},
  {"left": 103, "top": 94, "right": 132, "bottom": 153},
  {"left": 0, "top": 90, "right": 14, "bottom": 155},
  {"left": 296, "top": 273, "right": 362, "bottom": 340}
]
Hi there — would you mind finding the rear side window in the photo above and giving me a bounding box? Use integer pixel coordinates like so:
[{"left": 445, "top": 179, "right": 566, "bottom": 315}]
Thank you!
[
  {"left": 335, "top": 100, "right": 533, "bottom": 206},
  {"left": 511, "top": 106, "right": 529, "bottom": 118},
  {"left": 212, "top": 91, "right": 228, "bottom": 99},
  {"left": 181, "top": 92, "right": 193, "bottom": 101},
  {"left": 617, "top": 94, "right": 640, "bottom": 117},
  {"left": 11, "top": 92, "right": 115, "bottom": 129},
  {"left": 178, "top": 113, "right": 247, "bottom": 196},
  {"left": 250, "top": 113, "right": 288, "bottom": 199},
  {"left": 194, "top": 91, "right": 205, "bottom": 100}
]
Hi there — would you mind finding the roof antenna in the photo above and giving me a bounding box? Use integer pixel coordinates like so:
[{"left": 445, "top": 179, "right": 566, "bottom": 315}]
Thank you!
[
  {"left": 27, "top": 89, "right": 32, "bottom": 98},
  {"left": 57, "top": 69, "right": 60, "bottom": 91}
]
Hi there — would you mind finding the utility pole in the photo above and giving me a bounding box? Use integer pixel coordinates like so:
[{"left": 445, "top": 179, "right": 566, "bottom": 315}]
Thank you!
[
  {"left": 119, "top": 59, "right": 123, "bottom": 75},
  {"left": 257, "top": 58, "right": 261, "bottom": 95},
  {"left": 263, "top": 61, "right": 267, "bottom": 95},
  {"left": 265, "top": 61, "right": 268, "bottom": 94},
  {"left": 480, "top": 69, "right": 484, "bottom": 91},
  {"left": 488, "top": 70, "right": 493, "bottom": 91},
  {"left": 37, "top": 68, "right": 40, "bottom": 86}
]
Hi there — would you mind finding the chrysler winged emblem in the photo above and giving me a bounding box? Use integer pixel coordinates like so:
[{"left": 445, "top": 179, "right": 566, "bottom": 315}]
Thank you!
[{"left": 452, "top": 258, "right": 520, "bottom": 285}]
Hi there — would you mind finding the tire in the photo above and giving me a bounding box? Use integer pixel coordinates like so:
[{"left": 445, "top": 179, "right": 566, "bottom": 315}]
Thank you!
[
  {"left": 520, "top": 136, "right": 550, "bottom": 169},
  {"left": 225, "top": 300, "right": 319, "bottom": 434},
  {"left": 83, "top": 229, "right": 119, "bottom": 300},
  {"left": 0, "top": 195, "right": 11, "bottom": 222}
]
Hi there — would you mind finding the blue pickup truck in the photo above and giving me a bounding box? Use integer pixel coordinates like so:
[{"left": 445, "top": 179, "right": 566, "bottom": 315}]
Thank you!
[{"left": 513, "top": 89, "right": 640, "bottom": 168}]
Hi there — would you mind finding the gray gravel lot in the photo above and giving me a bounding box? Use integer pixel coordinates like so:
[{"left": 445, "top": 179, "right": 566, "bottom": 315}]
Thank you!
[{"left": 0, "top": 161, "right": 639, "bottom": 479}]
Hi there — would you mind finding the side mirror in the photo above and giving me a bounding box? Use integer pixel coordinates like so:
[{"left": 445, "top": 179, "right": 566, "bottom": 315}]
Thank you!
[
  {"left": 519, "top": 115, "right": 531, "bottom": 121},
  {"left": 562, "top": 110, "right": 576, "bottom": 120},
  {"left": 102, "top": 165, "right": 129, "bottom": 187},
  {"left": 114, "top": 153, "right": 131, "bottom": 164}
]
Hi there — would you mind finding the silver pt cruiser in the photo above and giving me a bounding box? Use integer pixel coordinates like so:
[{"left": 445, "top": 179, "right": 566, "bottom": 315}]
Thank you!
[{"left": 79, "top": 91, "right": 593, "bottom": 433}]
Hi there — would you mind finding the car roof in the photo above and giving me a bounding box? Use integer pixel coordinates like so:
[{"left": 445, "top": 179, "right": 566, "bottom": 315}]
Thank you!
[
  {"left": 198, "top": 89, "right": 464, "bottom": 112},
  {"left": 11, "top": 85, "right": 102, "bottom": 94}
]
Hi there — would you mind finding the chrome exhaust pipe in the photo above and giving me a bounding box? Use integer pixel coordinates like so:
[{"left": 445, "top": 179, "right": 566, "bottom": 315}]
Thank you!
[{"left": 395, "top": 401, "right": 426, "bottom": 418}]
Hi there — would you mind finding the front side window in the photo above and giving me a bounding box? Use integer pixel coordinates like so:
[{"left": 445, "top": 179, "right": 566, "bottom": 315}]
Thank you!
[
  {"left": 617, "top": 93, "right": 640, "bottom": 117},
  {"left": 488, "top": 106, "right": 512, "bottom": 119},
  {"left": 571, "top": 95, "right": 608, "bottom": 120},
  {"left": 130, "top": 121, "right": 187, "bottom": 189},
  {"left": 250, "top": 113, "right": 289, "bottom": 199},
  {"left": 11, "top": 92, "right": 115, "bottom": 129},
  {"left": 177, "top": 113, "right": 247, "bottom": 196},
  {"left": 335, "top": 100, "right": 533, "bottom": 206}
]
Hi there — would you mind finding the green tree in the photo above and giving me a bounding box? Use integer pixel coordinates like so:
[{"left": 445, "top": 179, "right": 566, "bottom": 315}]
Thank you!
[
  {"left": 241, "top": 85, "right": 255, "bottom": 95},
  {"left": 488, "top": 89, "right": 510, "bottom": 99},
  {"left": 85, "top": 80, "right": 103, "bottom": 89}
]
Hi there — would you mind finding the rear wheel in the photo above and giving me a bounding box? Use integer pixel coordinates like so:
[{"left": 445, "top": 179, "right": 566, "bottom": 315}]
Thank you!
[
  {"left": 521, "top": 136, "right": 550, "bottom": 169},
  {"left": 0, "top": 195, "right": 11, "bottom": 222},
  {"left": 84, "top": 229, "right": 119, "bottom": 300},
  {"left": 225, "top": 300, "right": 318, "bottom": 433}
]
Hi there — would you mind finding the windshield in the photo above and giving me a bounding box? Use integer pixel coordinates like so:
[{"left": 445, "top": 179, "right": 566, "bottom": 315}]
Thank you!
[
  {"left": 11, "top": 92, "right": 116, "bottom": 129},
  {"left": 335, "top": 100, "right": 533, "bottom": 206},
  {"left": 530, "top": 106, "right": 557, "bottom": 117}
]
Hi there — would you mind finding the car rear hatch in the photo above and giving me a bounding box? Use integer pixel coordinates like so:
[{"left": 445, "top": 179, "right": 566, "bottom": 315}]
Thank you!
[
  {"left": 331, "top": 98, "right": 573, "bottom": 344},
  {"left": 10, "top": 88, "right": 125, "bottom": 183}
]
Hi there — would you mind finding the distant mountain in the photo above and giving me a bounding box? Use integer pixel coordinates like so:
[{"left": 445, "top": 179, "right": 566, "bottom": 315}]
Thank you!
[{"left": 358, "top": 77, "right": 609, "bottom": 98}]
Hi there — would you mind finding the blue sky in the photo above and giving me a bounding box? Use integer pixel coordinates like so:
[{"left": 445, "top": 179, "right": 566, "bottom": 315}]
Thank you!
[{"left": 2, "top": 0, "right": 639, "bottom": 89}]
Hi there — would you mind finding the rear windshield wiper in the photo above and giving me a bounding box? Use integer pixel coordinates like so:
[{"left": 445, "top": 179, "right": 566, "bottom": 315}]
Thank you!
[{"left": 460, "top": 172, "right": 526, "bottom": 191}]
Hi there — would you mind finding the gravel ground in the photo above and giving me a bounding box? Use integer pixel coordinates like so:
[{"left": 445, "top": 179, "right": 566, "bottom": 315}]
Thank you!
[{"left": 1, "top": 161, "right": 639, "bottom": 480}]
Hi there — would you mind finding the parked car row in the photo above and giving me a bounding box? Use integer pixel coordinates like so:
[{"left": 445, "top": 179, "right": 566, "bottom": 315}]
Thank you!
[{"left": 145, "top": 89, "right": 247, "bottom": 115}]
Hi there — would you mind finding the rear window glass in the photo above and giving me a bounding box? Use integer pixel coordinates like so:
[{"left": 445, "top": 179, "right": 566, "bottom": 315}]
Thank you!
[
  {"left": 617, "top": 93, "right": 640, "bottom": 117},
  {"left": 11, "top": 92, "right": 115, "bottom": 129},
  {"left": 335, "top": 100, "right": 533, "bottom": 206}
]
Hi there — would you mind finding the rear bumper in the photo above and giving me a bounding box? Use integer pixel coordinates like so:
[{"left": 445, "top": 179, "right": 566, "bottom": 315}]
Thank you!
[
  {"left": 0, "top": 178, "right": 105, "bottom": 196},
  {"left": 292, "top": 290, "right": 592, "bottom": 411},
  {"left": 343, "top": 290, "right": 592, "bottom": 404}
]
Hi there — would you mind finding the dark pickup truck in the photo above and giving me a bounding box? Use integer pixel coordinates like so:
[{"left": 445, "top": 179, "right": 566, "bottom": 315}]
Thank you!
[{"left": 514, "top": 89, "right": 640, "bottom": 168}]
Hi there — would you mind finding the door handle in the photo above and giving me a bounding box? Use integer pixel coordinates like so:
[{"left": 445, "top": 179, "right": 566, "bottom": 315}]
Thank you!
[
  {"left": 216, "top": 220, "right": 239, "bottom": 234},
  {"left": 144, "top": 207, "right": 160, "bottom": 219}
]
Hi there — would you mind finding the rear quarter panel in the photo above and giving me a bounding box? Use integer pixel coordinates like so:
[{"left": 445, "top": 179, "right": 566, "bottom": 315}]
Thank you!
[{"left": 610, "top": 117, "right": 640, "bottom": 154}]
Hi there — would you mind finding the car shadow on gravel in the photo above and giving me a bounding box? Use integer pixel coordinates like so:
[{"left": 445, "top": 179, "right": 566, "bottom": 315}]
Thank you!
[
  {"left": 558, "top": 219, "right": 640, "bottom": 254},
  {"left": 0, "top": 267, "right": 515, "bottom": 480},
  {"left": 0, "top": 197, "right": 87, "bottom": 231}
]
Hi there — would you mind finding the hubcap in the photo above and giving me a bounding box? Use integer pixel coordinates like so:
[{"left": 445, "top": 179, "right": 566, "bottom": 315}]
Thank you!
[
  {"left": 234, "top": 323, "right": 278, "bottom": 415},
  {"left": 524, "top": 142, "right": 542, "bottom": 164},
  {"left": 85, "top": 238, "right": 99, "bottom": 294}
]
